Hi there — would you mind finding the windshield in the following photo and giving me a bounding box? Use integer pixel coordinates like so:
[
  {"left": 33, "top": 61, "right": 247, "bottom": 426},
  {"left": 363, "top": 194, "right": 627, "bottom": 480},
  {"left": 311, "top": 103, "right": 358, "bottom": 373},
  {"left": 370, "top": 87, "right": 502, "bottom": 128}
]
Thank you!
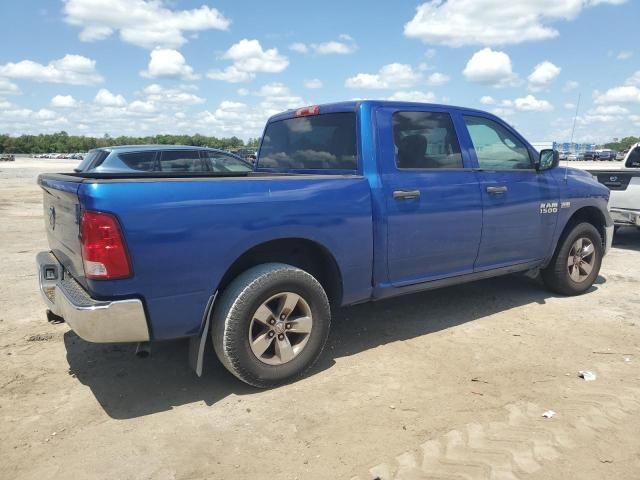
[{"left": 258, "top": 112, "right": 357, "bottom": 170}]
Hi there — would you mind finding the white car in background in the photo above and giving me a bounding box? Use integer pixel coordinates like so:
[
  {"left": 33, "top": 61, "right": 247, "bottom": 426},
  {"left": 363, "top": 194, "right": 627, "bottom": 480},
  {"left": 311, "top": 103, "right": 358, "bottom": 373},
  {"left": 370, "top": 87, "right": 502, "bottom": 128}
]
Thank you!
[{"left": 588, "top": 143, "right": 640, "bottom": 227}]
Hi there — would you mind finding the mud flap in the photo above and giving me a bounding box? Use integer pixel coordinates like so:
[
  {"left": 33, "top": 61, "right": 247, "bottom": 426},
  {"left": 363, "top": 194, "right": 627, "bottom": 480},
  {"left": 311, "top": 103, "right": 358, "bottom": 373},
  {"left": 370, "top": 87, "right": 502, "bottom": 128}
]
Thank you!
[{"left": 188, "top": 292, "right": 217, "bottom": 377}]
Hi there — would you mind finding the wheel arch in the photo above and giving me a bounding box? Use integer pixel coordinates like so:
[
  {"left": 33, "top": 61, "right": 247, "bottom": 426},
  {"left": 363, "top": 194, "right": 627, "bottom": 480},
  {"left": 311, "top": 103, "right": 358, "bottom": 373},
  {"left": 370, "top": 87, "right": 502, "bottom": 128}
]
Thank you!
[
  {"left": 554, "top": 206, "right": 607, "bottom": 255},
  {"left": 216, "top": 237, "right": 344, "bottom": 308}
]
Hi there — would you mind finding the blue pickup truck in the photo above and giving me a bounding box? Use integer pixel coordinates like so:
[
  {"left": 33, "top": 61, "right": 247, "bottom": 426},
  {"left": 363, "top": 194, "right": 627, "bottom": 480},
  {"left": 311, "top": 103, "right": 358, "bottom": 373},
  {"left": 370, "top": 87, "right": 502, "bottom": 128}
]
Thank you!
[{"left": 37, "top": 101, "right": 613, "bottom": 387}]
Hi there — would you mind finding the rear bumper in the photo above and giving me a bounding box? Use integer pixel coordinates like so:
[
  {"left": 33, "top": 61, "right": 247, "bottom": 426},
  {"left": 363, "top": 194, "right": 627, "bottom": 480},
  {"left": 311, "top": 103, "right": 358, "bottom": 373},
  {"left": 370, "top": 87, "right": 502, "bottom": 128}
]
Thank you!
[
  {"left": 36, "top": 251, "right": 149, "bottom": 343},
  {"left": 610, "top": 208, "right": 640, "bottom": 227}
]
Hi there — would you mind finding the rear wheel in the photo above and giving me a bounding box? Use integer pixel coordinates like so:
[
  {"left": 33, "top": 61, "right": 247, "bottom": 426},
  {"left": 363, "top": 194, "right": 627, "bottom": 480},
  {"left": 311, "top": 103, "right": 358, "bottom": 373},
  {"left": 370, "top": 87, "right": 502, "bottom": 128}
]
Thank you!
[
  {"left": 542, "top": 222, "right": 603, "bottom": 296},
  {"left": 212, "top": 263, "right": 331, "bottom": 388}
]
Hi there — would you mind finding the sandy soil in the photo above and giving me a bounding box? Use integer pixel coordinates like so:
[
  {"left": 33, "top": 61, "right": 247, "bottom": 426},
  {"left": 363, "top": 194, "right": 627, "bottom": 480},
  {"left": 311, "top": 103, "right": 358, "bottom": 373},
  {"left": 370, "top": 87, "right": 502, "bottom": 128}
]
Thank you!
[{"left": 1, "top": 157, "right": 639, "bottom": 480}]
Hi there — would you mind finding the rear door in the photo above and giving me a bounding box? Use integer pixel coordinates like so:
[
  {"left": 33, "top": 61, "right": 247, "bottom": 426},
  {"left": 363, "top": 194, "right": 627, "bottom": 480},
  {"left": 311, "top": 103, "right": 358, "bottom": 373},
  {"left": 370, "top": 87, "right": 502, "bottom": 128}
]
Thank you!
[
  {"left": 461, "top": 114, "right": 559, "bottom": 270},
  {"left": 377, "top": 106, "right": 483, "bottom": 286}
]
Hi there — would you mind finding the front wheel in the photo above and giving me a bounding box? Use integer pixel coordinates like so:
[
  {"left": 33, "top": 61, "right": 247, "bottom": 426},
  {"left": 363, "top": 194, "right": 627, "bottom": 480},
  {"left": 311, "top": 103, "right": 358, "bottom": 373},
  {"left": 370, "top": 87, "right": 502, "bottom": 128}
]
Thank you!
[
  {"left": 212, "top": 263, "right": 331, "bottom": 388},
  {"left": 541, "top": 222, "right": 603, "bottom": 296}
]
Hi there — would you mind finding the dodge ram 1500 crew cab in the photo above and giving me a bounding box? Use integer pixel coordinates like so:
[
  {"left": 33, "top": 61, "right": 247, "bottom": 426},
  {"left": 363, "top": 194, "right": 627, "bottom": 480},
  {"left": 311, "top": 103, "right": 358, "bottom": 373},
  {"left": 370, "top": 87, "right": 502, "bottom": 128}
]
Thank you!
[
  {"left": 36, "top": 101, "right": 613, "bottom": 388},
  {"left": 588, "top": 142, "right": 640, "bottom": 227}
]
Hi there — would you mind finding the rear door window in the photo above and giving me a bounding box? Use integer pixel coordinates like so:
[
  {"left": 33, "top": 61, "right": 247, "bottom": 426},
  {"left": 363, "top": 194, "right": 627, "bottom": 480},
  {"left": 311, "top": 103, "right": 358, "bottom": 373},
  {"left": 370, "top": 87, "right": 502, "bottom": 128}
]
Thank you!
[
  {"left": 259, "top": 112, "right": 357, "bottom": 170},
  {"left": 392, "top": 111, "right": 462, "bottom": 169},
  {"left": 159, "top": 150, "right": 204, "bottom": 172}
]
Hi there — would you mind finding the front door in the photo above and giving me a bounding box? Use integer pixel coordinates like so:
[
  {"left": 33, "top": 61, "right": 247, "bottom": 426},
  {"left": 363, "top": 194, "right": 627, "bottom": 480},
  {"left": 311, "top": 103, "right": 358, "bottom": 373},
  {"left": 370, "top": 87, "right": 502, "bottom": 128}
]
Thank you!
[
  {"left": 378, "top": 108, "right": 483, "bottom": 286},
  {"left": 461, "top": 114, "right": 558, "bottom": 270}
]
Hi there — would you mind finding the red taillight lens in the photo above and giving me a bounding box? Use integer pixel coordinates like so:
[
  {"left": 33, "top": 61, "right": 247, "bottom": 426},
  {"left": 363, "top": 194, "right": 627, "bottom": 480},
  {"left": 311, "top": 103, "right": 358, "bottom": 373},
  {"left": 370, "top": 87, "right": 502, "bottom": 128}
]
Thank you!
[
  {"left": 80, "top": 211, "right": 131, "bottom": 280},
  {"left": 295, "top": 105, "right": 320, "bottom": 117}
]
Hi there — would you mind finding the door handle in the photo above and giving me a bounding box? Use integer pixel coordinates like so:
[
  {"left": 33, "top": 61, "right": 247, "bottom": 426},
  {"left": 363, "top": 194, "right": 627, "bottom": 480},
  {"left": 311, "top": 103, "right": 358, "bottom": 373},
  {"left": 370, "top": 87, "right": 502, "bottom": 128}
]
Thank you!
[
  {"left": 486, "top": 186, "right": 508, "bottom": 194},
  {"left": 393, "top": 189, "right": 421, "bottom": 200}
]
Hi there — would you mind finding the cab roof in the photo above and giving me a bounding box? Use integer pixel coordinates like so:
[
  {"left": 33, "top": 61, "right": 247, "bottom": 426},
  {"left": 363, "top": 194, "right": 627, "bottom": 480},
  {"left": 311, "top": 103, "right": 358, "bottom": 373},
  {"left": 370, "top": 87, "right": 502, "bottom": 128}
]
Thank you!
[{"left": 266, "top": 100, "right": 492, "bottom": 123}]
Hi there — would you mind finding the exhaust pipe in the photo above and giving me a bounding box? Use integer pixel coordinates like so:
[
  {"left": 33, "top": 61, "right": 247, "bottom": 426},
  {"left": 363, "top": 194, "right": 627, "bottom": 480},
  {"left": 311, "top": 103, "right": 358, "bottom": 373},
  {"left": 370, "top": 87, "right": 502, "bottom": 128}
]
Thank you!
[{"left": 135, "top": 341, "right": 151, "bottom": 358}]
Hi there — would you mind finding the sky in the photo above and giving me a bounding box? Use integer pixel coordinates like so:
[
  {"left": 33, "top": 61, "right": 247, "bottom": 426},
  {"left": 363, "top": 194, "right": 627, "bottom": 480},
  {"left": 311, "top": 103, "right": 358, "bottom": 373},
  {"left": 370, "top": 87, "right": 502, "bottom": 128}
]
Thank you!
[{"left": 0, "top": 0, "right": 638, "bottom": 142}]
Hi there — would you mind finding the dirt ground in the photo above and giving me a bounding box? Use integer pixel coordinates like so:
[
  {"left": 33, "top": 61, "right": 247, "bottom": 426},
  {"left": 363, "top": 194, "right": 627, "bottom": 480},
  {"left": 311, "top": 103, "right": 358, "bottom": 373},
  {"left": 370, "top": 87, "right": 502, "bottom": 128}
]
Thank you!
[{"left": 1, "top": 157, "right": 639, "bottom": 480}]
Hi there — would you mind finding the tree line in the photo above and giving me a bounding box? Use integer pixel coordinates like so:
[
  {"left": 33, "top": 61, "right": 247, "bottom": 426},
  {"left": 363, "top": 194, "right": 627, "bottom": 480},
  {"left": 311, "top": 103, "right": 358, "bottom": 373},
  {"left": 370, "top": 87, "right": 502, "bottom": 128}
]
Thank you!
[
  {"left": 0, "top": 131, "right": 261, "bottom": 154},
  {"left": 602, "top": 136, "right": 640, "bottom": 152}
]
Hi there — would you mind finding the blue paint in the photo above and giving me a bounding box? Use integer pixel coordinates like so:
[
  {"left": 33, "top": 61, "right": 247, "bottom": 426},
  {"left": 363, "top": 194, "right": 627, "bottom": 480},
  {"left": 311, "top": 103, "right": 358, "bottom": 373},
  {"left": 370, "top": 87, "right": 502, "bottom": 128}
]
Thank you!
[{"left": 38, "top": 101, "right": 611, "bottom": 341}]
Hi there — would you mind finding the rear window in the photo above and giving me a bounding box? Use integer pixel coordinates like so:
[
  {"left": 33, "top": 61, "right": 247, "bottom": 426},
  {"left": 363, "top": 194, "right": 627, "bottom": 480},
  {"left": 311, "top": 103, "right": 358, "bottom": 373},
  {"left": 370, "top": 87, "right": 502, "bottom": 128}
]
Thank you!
[
  {"left": 258, "top": 112, "right": 357, "bottom": 170},
  {"left": 76, "top": 149, "right": 108, "bottom": 171}
]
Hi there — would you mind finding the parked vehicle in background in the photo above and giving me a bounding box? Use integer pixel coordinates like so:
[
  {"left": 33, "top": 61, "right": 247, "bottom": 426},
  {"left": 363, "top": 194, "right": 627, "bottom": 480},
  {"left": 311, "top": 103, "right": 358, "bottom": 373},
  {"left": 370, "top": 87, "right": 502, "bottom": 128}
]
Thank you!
[
  {"left": 584, "top": 151, "right": 598, "bottom": 161},
  {"left": 588, "top": 142, "right": 640, "bottom": 227},
  {"left": 598, "top": 150, "right": 615, "bottom": 161},
  {"left": 0, "top": 153, "right": 15, "bottom": 161},
  {"left": 559, "top": 151, "right": 568, "bottom": 161},
  {"left": 74, "top": 145, "right": 253, "bottom": 174},
  {"left": 36, "top": 101, "right": 613, "bottom": 388},
  {"left": 567, "top": 153, "right": 578, "bottom": 161},
  {"left": 616, "top": 151, "right": 625, "bottom": 161}
]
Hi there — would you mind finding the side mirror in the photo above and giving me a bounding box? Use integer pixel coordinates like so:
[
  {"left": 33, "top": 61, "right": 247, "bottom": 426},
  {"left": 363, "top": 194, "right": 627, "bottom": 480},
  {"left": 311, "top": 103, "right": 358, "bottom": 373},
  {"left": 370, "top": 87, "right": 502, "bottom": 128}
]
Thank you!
[{"left": 537, "top": 149, "right": 559, "bottom": 171}]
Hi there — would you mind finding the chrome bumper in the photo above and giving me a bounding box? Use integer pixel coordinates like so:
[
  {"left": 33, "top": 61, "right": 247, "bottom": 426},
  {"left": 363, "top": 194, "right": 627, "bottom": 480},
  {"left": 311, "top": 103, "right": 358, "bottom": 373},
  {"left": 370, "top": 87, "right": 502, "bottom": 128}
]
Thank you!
[
  {"left": 36, "top": 251, "right": 150, "bottom": 343},
  {"left": 610, "top": 208, "right": 640, "bottom": 227}
]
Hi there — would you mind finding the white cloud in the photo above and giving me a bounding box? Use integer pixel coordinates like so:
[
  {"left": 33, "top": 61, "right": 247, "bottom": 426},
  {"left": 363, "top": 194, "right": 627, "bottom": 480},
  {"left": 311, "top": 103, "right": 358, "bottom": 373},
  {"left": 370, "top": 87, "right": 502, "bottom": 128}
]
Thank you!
[
  {"left": 625, "top": 71, "right": 640, "bottom": 86},
  {"left": 142, "top": 84, "right": 205, "bottom": 105},
  {"left": 617, "top": 50, "right": 633, "bottom": 60},
  {"left": 514, "top": 94, "right": 554, "bottom": 112},
  {"left": 0, "top": 77, "right": 20, "bottom": 95},
  {"left": 463, "top": 48, "right": 517, "bottom": 87},
  {"left": 51, "top": 95, "right": 77, "bottom": 108},
  {"left": 63, "top": 0, "right": 230, "bottom": 49},
  {"left": 592, "top": 105, "right": 628, "bottom": 115},
  {"left": 563, "top": 80, "right": 579, "bottom": 91},
  {"left": 206, "top": 66, "right": 254, "bottom": 83},
  {"left": 387, "top": 91, "right": 437, "bottom": 103},
  {"left": 346, "top": 63, "right": 421, "bottom": 89},
  {"left": 492, "top": 107, "right": 514, "bottom": 117},
  {"left": 94, "top": 88, "right": 127, "bottom": 107},
  {"left": 207, "top": 39, "right": 289, "bottom": 83},
  {"left": 480, "top": 96, "right": 496, "bottom": 105},
  {"left": 290, "top": 35, "right": 357, "bottom": 55},
  {"left": 128, "top": 100, "right": 156, "bottom": 113},
  {"left": 289, "top": 42, "right": 309, "bottom": 54},
  {"left": 424, "top": 48, "right": 436, "bottom": 59},
  {"left": 140, "top": 48, "right": 199, "bottom": 80},
  {"left": 304, "top": 78, "right": 323, "bottom": 89},
  {"left": 527, "top": 61, "right": 561, "bottom": 91},
  {"left": 0, "top": 54, "right": 103, "bottom": 85},
  {"left": 404, "top": 0, "right": 625, "bottom": 47},
  {"left": 595, "top": 85, "right": 640, "bottom": 104},
  {"left": 564, "top": 103, "right": 576, "bottom": 109},
  {"left": 426, "top": 72, "right": 450, "bottom": 86}
]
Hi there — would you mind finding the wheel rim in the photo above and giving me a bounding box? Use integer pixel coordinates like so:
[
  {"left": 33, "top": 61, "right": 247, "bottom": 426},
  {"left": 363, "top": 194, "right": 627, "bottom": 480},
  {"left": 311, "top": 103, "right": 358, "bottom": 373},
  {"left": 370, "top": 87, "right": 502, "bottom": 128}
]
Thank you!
[
  {"left": 567, "top": 237, "right": 596, "bottom": 283},
  {"left": 248, "top": 292, "right": 313, "bottom": 365}
]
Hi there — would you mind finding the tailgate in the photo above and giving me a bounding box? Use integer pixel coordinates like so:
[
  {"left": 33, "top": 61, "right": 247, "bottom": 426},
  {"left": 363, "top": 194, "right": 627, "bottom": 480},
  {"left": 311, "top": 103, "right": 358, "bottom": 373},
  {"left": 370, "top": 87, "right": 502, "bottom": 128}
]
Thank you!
[
  {"left": 588, "top": 170, "right": 639, "bottom": 191},
  {"left": 38, "top": 174, "right": 85, "bottom": 283}
]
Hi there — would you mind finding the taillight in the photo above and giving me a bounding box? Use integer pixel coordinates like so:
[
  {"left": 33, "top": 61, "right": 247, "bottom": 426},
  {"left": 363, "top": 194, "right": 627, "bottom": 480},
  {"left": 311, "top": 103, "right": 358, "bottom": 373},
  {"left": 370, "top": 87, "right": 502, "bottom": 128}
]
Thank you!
[
  {"left": 80, "top": 211, "right": 131, "bottom": 280},
  {"left": 295, "top": 105, "right": 320, "bottom": 117}
]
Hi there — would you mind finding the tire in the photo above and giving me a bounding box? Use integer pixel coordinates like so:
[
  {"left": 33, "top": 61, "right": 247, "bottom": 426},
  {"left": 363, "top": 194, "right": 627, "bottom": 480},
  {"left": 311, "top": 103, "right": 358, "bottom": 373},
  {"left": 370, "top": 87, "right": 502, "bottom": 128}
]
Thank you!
[
  {"left": 541, "top": 222, "right": 603, "bottom": 296},
  {"left": 212, "top": 263, "right": 331, "bottom": 388}
]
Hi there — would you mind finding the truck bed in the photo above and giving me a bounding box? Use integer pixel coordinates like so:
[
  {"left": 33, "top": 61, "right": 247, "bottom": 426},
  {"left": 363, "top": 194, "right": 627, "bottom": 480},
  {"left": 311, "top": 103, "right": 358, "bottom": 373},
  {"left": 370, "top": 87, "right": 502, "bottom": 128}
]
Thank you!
[{"left": 38, "top": 171, "right": 374, "bottom": 340}]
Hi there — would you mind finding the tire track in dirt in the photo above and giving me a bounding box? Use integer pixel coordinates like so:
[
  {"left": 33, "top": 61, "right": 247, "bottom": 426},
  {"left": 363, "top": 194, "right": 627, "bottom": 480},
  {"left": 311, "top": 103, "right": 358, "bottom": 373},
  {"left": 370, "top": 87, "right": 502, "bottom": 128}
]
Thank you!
[{"left": 351, "top": 362, "right": 640, "bottom": 480}]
